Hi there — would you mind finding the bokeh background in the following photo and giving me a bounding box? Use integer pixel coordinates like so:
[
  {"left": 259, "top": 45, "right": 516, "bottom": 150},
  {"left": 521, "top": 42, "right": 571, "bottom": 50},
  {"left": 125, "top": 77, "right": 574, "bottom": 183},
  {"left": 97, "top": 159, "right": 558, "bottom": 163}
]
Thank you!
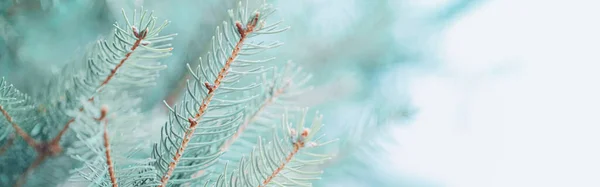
[{"left": 2, "top": 0, "right": 599, "bottom": 186}]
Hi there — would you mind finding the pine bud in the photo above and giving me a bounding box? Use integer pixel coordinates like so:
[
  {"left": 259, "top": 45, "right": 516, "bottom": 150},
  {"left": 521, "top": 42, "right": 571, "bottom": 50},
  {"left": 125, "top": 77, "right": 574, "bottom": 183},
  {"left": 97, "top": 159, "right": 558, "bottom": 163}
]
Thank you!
[
  {"left": 188, "top": 117, "right": 198, "bottom": 128},
  {"left": 301, "top": 128, "right": 310, "bottom": 138},
  {"left": 132, "top": 26, "right": 139, "bottom": 37},
  {"left": 97, "top": 105, "right": 108, "bottom": 121},
  {"left": 236, "top": 21, "right": 245, "bottom": 37},
  {"left": 296, "top": 128, "right": 310, "bottom": 143},
  {"left": 139, "top": 28, "right": 149, "bottom": 38},
  {"left": 204, "top": 82, "right": 216, "bottom": 92},
  {"left": 249, "top": 12, "right": 260, "bottom": 27}
]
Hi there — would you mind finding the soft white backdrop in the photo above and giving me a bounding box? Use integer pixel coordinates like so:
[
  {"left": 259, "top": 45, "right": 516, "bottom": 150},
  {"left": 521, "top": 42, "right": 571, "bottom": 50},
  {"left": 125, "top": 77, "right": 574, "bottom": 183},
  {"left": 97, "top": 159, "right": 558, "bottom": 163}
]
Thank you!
[{"left": 392, "top": 0, "right": 600, "bottom": 186}]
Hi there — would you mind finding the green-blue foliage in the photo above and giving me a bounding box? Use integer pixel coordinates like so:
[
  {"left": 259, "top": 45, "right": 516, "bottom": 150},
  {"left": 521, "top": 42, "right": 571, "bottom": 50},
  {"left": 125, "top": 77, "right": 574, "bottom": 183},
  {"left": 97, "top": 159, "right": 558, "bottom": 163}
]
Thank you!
[{"left": 0, "top": 0, "right": 481, "bottom": 186}]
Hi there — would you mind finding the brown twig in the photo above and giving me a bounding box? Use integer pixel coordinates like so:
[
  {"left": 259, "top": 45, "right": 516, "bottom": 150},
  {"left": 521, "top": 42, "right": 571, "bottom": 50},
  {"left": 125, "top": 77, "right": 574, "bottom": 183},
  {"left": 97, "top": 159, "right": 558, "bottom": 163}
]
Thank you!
[
  {"left": 104, "top": 123, "right": 118, "bottom": 187},
  {"left": 258, "top": 127, "right": 311, "bottom": 187},
  {"left": 14, "top": 154, "right": 46, "bottom": 187},
  {"left": 101, "top": 28, "right": 147, "bottom": 87},
  {"left": 48, "top": 119, "right": 74, "bottom": 147},
  {"left": 97, "top": 106, "right": 117, "bottom": 187},
  {"left": 157, "top": 13, "right": 260, "bottom": 187},
  {"left": 260, "top": 141, "right": 305, "bottom": 187},
  {"left": 0, "top": 105, "right": 39, "bottom": 149}
]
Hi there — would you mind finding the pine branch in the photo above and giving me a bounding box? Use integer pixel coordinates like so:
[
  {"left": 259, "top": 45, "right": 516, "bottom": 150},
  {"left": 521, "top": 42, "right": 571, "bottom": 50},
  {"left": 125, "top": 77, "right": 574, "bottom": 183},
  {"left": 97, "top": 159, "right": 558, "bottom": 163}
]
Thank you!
[
  {"left": 97, "top": 106, "right": 118, "bottom": 187},
  {"left": 3, "top": 14, "right": 160, "bottom": 186},
  {"left": 0, "top": 78, "right": 46, "bottom": 186},
  {"left": 51, "top": 25, "right": 149, "bottom": 147},
  {"left": 205, "top": 62, "right": 314, "bottom": 177},
  {"left": 218, "top": 66, "right": 299, "bottom": 154},
  {"left": 151, "top": 2, "right": 289, "bottom": 186},
  {"left": 100, "top": 26, "right": 149, "bottom": 88},
  {"left": 158, "top": 11, "right": 261, "bottom": 187},
  {"left": 0, "top": 105, "right": 61, "bottom": 187},
  {"left": 41, "top": 8, "right": 174, "bottom": 144},
  {"left": 8, "top": 9, "right": 175, "bottom": 187},
  {"left": 206, "top": 111, "right": 335, "bottom": 187},
  {"left": 218, "top": 62, "right": 313, "bottom": 152},
  {"left": 219, "top": 81, "right": 289, "bottom": 152},
  {"left": 15, "top": 154, "right": 46, "bottom": 187},
  {"left": 0, "top": 106, "right": 38, "bottom": 149},
  {"left": 51, "top": 9, "right": 175, "bottom": 184},
  {"left": 261, "top": 141, "right": 303, "bottom": 187},
  {"left": 66, "top": 91, "right": 157, "bottom": 187}
]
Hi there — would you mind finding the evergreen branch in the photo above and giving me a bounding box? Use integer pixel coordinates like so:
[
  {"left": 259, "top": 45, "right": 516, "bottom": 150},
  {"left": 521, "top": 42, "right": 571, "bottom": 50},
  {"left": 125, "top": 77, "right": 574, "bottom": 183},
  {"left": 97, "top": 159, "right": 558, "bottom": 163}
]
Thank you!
[
  {"left": 97, "top": 106, "right": 118, "bottom": 187},
  {"left": 0, "top": 105, "right": 38, "bottom": 149},
  {"left": 6, "top": 22, "right": 155, "bottom": 187},
  {"left": 15, "top": 154, "right": 46, "bottom": 187},
  {"left": 158, "top": 12, "right": 261, "bottom": 187},
  {"left": 47, "top": 119, "right": 73, "bottom": 149},
  {"left": 21, "top": 9, "right": 174, "bottom": 186},
  {"left": 41, "top": 8, "right": 174, "bottom": 146},
  {"left": 160, "top": 0, "right": 240, "bottom": 108},
  {"left": 184, "top": 84, "right": 286, "bottom": 181},
  {"left": 206, "top": 111, "right": 334, "bottom": 187},
  {"left": 9, "top": 135, "right": 62, "bottom": 187},
  {"left": 99, "top": 26, "right": 148, "bottom": 89},
  {"left": 51, "top": 26, "right": 149, "bottom": 148},
  {"left": 207, "top": 62, "right": 314, "bottom": 176},
  {"left": 10, "top": 140, "right": 63, "bottom": 187},
  {"left": 66, "top": 92, "right": 156, "bottom": 187},
  {"left": 0, "top": 78, "right": 46, "bottom": 186},
  {"left": 261, "top": 141, "right": 302, "bottom": 187},
  {"left": 149, "top": 2, "right": 288, "bottom": 185},
  {"left": 220, "top": 79, "right": 290, "bottom": 152}
]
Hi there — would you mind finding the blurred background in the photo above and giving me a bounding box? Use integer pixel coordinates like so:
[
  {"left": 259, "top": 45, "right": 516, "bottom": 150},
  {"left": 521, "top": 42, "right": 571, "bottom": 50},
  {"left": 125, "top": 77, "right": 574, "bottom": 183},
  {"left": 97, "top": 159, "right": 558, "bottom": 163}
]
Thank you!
[{"left": 2, "top": 0, "right": 600, "bottom": 186}]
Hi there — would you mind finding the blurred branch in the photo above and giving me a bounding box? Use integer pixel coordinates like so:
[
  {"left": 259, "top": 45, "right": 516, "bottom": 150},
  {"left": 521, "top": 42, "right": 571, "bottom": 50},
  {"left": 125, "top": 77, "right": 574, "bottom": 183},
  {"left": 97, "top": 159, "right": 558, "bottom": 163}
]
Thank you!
[{"left": 432, "top": 0, "right": 484, "bottom": 23}]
